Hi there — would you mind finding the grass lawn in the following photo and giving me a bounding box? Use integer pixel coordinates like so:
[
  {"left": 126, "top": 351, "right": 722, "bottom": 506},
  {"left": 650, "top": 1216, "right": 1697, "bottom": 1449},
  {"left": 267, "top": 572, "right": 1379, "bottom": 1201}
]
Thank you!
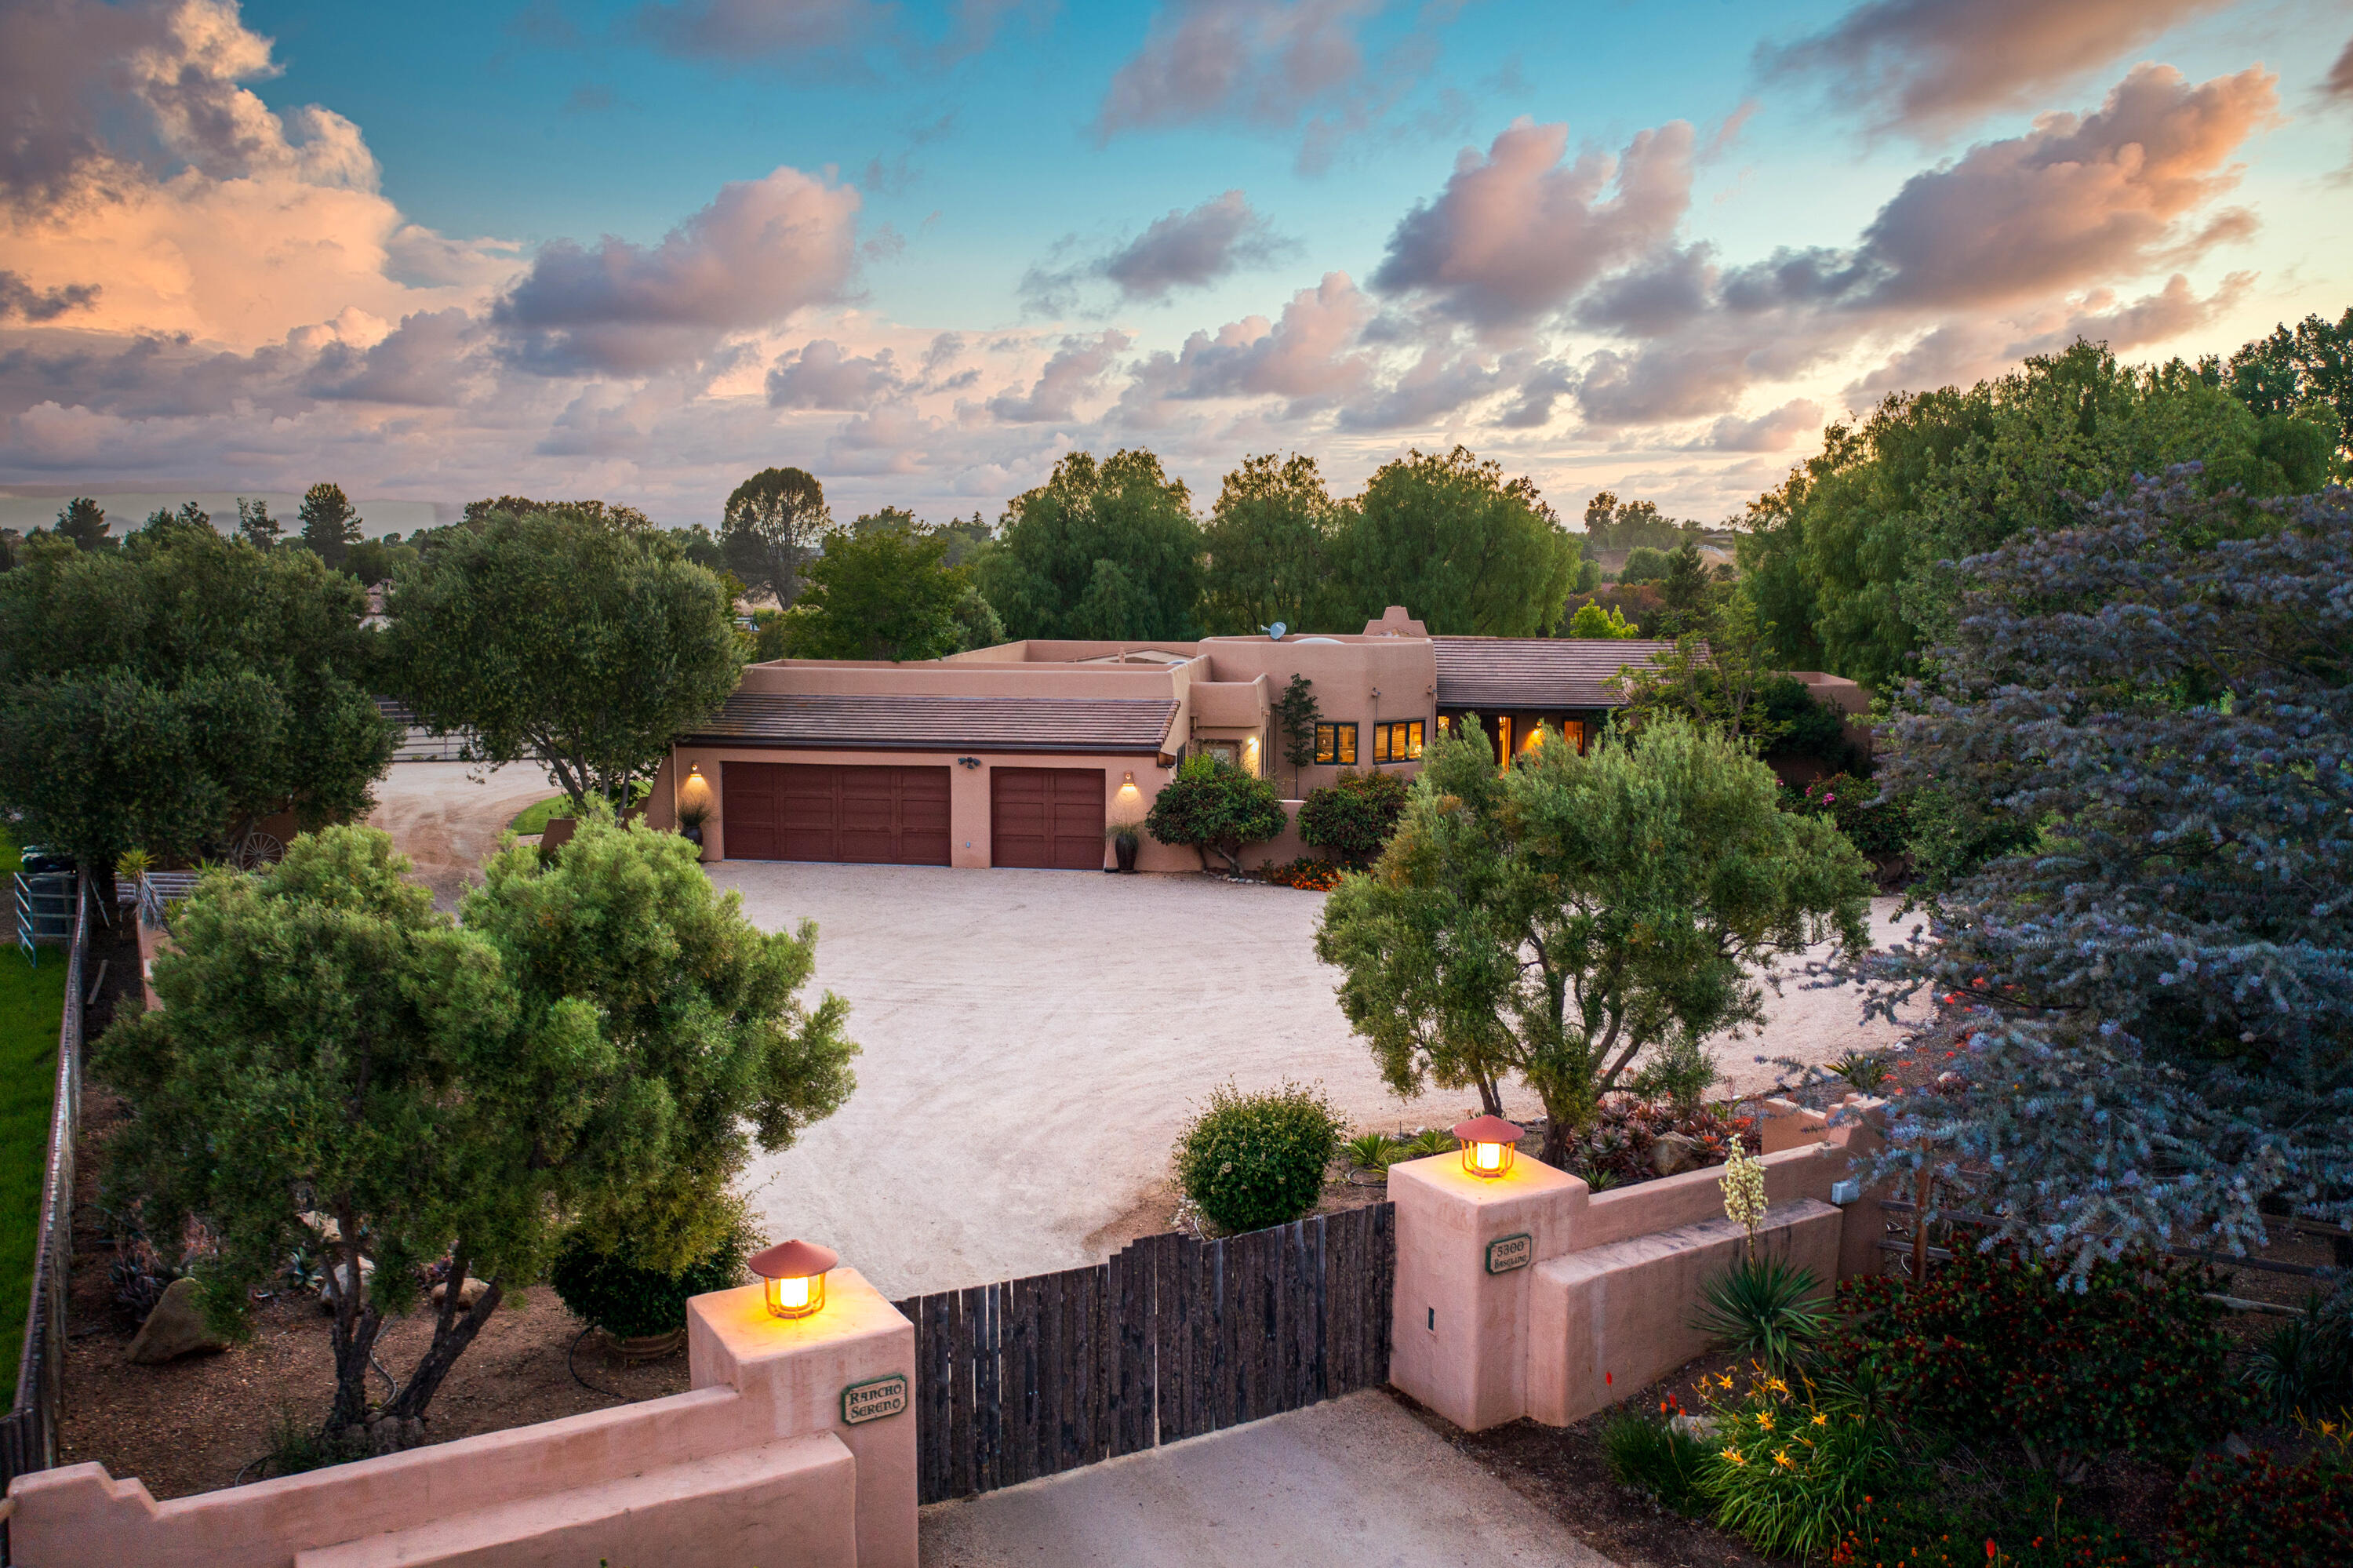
[
  {"left": 0, "top": 828, "right": 70, "bottom": 1407},
  {"left": 508, "top": 780, "right": 653, "bottom": 836}
]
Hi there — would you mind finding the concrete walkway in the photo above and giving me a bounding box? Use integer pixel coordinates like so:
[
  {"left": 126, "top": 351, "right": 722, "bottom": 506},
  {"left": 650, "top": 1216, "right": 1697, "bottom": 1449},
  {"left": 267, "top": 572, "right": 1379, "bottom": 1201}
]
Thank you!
[{"left": 918, "top": 1391, "right": 1612, "bottom": 1567}]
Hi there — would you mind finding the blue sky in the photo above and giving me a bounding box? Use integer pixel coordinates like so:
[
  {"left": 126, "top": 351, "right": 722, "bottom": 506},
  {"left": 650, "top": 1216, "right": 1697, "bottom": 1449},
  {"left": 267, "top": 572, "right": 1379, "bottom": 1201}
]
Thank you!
[{"left": 1, "top": 0, "right": 2347, "bottom": 529}]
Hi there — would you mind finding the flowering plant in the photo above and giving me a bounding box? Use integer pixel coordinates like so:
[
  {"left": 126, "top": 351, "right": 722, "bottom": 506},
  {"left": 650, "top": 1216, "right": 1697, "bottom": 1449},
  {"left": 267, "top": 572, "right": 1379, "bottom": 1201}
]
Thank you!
[{"left": 1696, "top": 1363, "right": 1893, "bottom": 1559}]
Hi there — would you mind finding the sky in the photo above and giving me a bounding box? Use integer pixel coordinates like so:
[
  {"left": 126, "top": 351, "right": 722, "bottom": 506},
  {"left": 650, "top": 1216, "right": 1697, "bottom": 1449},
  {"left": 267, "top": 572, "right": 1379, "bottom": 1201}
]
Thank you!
[{"left": 0, "top": 0, "right": 2348, "bottom": 533}]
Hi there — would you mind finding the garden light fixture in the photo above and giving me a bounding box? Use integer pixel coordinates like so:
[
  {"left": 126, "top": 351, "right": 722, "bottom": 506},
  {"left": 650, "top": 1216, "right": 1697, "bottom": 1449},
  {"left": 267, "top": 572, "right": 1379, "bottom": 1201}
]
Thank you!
[
  {"left": 1453, "top": 1115, "right": 1522, "bottom": 1180},
  {"left": 749, "top": 1239, "right": 837, "bottom": 1320}
]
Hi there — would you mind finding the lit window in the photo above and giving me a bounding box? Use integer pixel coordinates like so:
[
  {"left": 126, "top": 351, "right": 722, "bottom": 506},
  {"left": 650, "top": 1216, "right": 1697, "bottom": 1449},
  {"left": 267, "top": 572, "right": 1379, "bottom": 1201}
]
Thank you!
[
  {"left": 1314, "top": 722, "right": 1357, "bottom": 765},
  {"left": 1371, "top": 721, "right": 1426, "bottom": 762}
]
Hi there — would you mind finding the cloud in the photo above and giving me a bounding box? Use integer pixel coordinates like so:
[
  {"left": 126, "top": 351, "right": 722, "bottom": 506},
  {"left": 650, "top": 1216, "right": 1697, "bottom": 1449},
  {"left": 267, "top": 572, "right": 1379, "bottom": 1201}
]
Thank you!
[
  {"left": 1370, "top": 118, "right": 1696, "bottom": 331},
  {"left": 766, "top": 339, "right": 904, "bottom": 408},
  {"left": 307, "top": 307, "right": 483, "bottom": 406},
  {"left": 492, "top": 166, "right": 861, "bottom": 376},
  {"left": 1704, "top": 398, "right": 1823, "bottom": 452},
  {"left": 2329, "top": 36, "right": 2353, "bottom": 106},
  {"left": 0, "top": 271, "right": 100, "bottom": 323},
  {"left": 1021, "top": 190, "right": 1290, "bottom": 312},
  {"left": 1093, "top": 1, "right": 1376, "bottom": 139},
  {"left": 1759, "top": 0, "right": 2235, "bottom": 135},
  {"left": 984, "top": 330, "right": 1130, "bottom": 422},
  {"left": 1118, "top": 271, "right": 1372, "bottom": 421}
]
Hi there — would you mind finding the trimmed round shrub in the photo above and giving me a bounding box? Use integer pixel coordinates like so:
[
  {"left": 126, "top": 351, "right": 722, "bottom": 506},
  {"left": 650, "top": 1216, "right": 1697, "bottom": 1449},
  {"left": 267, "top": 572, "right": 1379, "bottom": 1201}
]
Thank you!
[
  {"left": 1174, "top": 1081, "right": 1344, "bottom": 1234},
  {"left": 1144, "top": 754, "right": 1288, "bottom": 873},
  {"left": 548, "top": 1228, "right": 750, "bottom": 1340},
  {"left": 1297, "top": 769, "right": 1411, "bottom": 865}
]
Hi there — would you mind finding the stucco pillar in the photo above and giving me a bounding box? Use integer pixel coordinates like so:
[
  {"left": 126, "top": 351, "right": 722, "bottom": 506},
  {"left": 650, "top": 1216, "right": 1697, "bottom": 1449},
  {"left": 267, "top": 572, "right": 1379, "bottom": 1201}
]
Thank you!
[
  {"left": 691, "top": 1270, "right": 917, "bottom": 1568},
  {"left": 1386, "top": 1153, "right": 1587, "bottom": 1433}
]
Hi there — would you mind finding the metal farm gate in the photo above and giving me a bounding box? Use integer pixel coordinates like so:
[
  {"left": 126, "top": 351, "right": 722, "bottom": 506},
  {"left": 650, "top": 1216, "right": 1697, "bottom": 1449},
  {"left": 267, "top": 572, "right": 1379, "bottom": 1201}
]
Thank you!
[{"left": 890, "top": 1202, "right": 1395, "bottom": 1504}]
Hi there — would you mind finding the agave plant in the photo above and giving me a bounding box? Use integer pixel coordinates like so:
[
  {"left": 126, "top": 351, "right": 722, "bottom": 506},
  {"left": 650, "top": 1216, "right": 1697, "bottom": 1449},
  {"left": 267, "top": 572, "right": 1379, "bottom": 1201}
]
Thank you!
[
  {"left": 1827, "top": 1050, "right": 1894, "bottom": 1094},
  {"left": 1341, "top": 1132, "right": 1401, "bottom": 1172},
  {"left": 1400, "top": 1127, "right": 1459, "bottom": 1160}
]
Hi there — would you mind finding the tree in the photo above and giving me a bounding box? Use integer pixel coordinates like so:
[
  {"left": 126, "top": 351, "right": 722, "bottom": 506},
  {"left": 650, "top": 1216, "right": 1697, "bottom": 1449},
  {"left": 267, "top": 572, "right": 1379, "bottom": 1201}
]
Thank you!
[
  {"left": 783, "top": 527, "right": 969, "bottom": 662},
  {"left": 1566, "top": 602, "right": 1640, "bottom": 638},
  {"left": 1316, "top": 715, "right": 1870, "bottom": 1166},
  {"left": 97, "top": 815, "right": 856, "bottom": 1442},
  {"left": 344, "top": 536, "right": 417, "bottom": 586},
  {"left": 1200, "top": 453, "right": 1340, "bottom": 634},
  {"left": 949, "top": 586, "right": 1006, "bottom": 652},
  {"left": 140, "top": 500, "right": 214, "bottom": 544},
  {"left": 1608, "top": 591, "right": 1787, "bottom": 750},
  {"left": 1655, "top": 541, "right": 1711, "bottom": 636},
  {"left": 1272, "top": 673, "right": 1320, "bottom": 795},
  {"left": 1333, "top": 446, "right": 1579, "bottom": 635},
  {"left": 976, "top": 449, "right": 1204, "bottom": 641},
  {"left": 1857, "top": 473, "right": 2353, "bottom": 1276},
  {"left": 382, "top": 511, "right": 743, "bottom": 810},
  {"left": 1737, "top": 341, "right": 2337, "bottom": 689},
  {"left": 298, "top": 482, "right": 362, "bottom": 568},
  {"left": 1618, "top": 545, "right": 1671, "bottom": 584},
  {"left": 53, "top": 497, "right": 108, "bottom": 551},
  {"left": 235, "top": 497, "right": 282, "bottom": 550},
  {"left": 1583, "top": 493, "right": 1693, "bottom": 551},
  {"left": 722, "top": 467, "right": 832, "bottom": 606},
  {"left": 2215, "top": 307, "right": 2352, "bottom": 467},
  {"left": 1144, "top": 754, "right": 1287, "bottom": 872},
  {"left": 0, "top": 529, "right": 391, "bottom": 871}
]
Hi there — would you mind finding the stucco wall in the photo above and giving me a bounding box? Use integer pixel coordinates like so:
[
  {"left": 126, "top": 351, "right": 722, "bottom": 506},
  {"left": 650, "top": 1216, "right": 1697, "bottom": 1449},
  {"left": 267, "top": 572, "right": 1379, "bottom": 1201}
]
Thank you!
[{"left": 5, "top": 1273, "right": 915, "bottom": 1568}]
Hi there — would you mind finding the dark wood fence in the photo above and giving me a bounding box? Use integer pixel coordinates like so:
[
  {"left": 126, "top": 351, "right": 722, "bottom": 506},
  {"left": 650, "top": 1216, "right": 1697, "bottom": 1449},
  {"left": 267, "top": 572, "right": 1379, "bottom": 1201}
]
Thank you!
[
  {"left": 3, "top": 875, "right": 89, "bottom": 1558},
  {"left": 891, "top": 1201, "right": 1395, "bottom": 1504}
]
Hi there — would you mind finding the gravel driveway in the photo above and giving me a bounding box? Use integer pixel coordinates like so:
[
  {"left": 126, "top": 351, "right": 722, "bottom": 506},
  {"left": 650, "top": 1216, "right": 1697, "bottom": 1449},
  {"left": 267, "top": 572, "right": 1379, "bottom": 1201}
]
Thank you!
[
  {"left": 365, "top": 762, "right": 562, "bottom": 910},
  {"left": 716, "top": 862, "right": 1919, "bottom": 1300}
]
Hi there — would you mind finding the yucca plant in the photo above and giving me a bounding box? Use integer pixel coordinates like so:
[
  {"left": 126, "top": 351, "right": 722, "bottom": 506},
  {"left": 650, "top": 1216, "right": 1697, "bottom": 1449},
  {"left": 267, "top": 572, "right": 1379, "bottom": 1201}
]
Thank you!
[
  {"left": 1691, "top": 1253, "right": 1827, "bottom": 1370},
  {"left": 1341, "top": 1132, "right": 1401, "bottom": 1172}
]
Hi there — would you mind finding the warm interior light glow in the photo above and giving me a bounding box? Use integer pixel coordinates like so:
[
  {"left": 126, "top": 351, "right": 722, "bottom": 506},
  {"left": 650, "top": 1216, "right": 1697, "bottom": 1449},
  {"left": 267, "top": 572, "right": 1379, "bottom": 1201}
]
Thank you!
[
  {"left": 1473, "top": 1140, "right": 1504, "bottom": 1172},
  {"left": 751, "top": 1239, "right": 835, "bottom": 1321}
]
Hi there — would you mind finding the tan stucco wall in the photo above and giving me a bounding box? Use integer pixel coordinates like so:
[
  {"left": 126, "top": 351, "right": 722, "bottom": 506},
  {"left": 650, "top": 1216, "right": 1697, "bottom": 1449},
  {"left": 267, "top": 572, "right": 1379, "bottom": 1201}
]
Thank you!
[
  {"left": 7, "top": 1272, "right": 915, "bottom": 1568},
  {"left": 1386, "top": 1103, "right": 1886, "bottom": 1434}
]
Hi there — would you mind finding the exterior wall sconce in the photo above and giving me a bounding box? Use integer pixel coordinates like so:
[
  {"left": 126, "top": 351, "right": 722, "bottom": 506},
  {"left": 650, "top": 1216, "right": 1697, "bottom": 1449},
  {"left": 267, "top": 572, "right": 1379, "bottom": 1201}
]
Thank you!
[
  {"left": 1118, "top": 770, "right": 1139, "bottom": 795},
  {"left": 957, "top": 756, "right": 982, "bottom": 770},
  {"left": 1453, "top": 1115, "right": 1522, "bottom": 1180},
  {"left": 750, "top": 1239, "right": 837, "bottom": 1319},
  {"left": 678, "top": 760, "right": 713, "bottom": 811}
]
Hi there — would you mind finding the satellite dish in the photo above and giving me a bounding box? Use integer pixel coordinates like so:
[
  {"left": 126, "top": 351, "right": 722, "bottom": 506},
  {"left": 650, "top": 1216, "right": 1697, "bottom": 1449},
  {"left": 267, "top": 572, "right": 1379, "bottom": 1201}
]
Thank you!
[{"left": 1268, "top": 621, "right": 1288, "bottom": 641}]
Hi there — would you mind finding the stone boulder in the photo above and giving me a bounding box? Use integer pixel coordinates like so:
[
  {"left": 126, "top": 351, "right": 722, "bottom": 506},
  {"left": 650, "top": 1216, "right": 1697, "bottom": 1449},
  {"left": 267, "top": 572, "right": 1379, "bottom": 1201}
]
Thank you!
[
  {"left": 126, "top": 1277, "right": 228, "bottom": 1364},
  {"left": 431, "top": 1275, "right": 491, "bottom": 1311},
  {"left": 319, "top": 1256, "right": 375, "bottom": 1313},
  {"left": 1649, "top": 1132, "right": 1705, "bottom": 1177}
]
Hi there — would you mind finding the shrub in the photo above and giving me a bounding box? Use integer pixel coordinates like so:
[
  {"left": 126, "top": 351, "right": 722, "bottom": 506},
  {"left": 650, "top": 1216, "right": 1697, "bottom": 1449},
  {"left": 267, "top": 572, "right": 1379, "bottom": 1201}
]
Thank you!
[
  {"left": 548, "top": 1225, "right": 751, "bottom": 1341},
  {"left": 1296, "top": 769, "right": 1411, "bottom": 864},
  {"left": 1692, "top": 1254, "right": 1828, "bottom": 1370},
  {"left": 1173, "top": 1082, "right": 1344, "bottom": 1233},
  {"left": 1601, "top": 1410, "right": 1711, "bottom": 1515},
  {"left": 1568, "top": 1096, "right": 1755, "bottom": 1188},
  {"left": 1697, "top": 1366, "right": 1895, "bottom": 1560},
  {"left": 1831, "top": 1491, "right": 2145, "bottom": 1567},
  {"left": 1831, "top": 1241, "right": 2248, "bottom": 1465},
  {"left": 1145, "top": 754, "right": 1288, "bottom": 873},
  {"left": 2246, "top": 1286, "right": 2353, "bottom": 1423},
  {"left": 2166, "top": 1450, "right": 2353, "bottom": 1568},
  {"left": 1756, "top": 675, "right": 1859, "bottom": 769},
  {"left": 1785, "top": 772, "right": 1908, "bottom": 860},
  {"left": 1257, "top": 856, "right": 1344, "bottom": 891}
]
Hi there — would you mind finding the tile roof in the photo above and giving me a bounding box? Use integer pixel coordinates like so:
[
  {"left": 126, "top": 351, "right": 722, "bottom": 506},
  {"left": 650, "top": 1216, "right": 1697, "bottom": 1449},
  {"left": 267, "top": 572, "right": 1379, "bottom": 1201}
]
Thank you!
[
  {"left": 679, "top": 693, "right": 1180, "bottom": 754},
  {"left": 1431, "top": 637, "right": 1684, "bottom": 711}
]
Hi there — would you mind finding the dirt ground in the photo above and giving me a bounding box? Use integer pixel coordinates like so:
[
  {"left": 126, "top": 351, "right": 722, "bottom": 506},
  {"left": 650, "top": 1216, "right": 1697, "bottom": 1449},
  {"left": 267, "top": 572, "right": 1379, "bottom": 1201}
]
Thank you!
[{"left": 363, "top": 760, "right": 560, "bottom": 910}]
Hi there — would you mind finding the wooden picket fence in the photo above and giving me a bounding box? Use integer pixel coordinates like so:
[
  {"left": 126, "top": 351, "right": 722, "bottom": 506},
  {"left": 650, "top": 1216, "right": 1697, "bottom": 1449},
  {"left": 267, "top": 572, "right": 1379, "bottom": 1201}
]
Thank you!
[{"left": 890, "top": 1202, "right": 1395, "bottom": 1504}]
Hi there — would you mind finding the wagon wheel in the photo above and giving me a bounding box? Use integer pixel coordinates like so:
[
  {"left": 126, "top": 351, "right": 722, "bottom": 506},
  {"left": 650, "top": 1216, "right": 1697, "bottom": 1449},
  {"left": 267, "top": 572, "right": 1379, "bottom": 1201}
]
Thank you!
[{"left": 235, "top": 830, "right": 286, "bottom": 870}]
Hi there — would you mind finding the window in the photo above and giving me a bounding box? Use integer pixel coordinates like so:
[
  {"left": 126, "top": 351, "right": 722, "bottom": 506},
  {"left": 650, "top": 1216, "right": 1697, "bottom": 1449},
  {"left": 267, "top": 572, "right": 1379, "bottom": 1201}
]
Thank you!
[
  {"left": 1313, "top": 722, "right": 1357, "bottom": 765},
  {"left": 1202, "top": 740, "right": 1239, "bottom": 767},
  {"left": 1371, "top": 720, "right": 1425, "bottom": 762}
]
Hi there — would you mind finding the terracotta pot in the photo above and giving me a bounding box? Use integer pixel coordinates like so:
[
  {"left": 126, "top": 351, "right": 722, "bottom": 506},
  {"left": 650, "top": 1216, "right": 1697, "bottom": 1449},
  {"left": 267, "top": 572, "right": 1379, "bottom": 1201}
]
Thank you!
[{"left": 602, "top": 1326, "right": 686, "bottom": 1360}]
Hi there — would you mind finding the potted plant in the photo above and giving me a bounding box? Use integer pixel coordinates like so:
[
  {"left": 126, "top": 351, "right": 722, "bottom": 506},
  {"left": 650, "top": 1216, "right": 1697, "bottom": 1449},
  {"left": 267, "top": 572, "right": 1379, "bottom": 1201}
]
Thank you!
[
  {"left": 676, "top": 798, "right": 710, "bottom": 856},
  {"left": 1105, "top": 820, "right": 1141, "bottom": 873}
]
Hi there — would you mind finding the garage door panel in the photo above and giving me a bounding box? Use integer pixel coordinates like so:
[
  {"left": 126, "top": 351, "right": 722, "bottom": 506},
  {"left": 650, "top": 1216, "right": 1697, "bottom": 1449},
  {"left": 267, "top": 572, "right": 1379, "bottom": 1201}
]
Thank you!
[{"left": 991, "top": 768, "right": 1104, "bottom": 869}]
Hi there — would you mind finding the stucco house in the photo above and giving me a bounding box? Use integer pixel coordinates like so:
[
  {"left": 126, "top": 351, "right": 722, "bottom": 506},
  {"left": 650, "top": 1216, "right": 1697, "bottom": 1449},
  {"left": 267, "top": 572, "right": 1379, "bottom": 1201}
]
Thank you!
[{"left": 642, "top": 606, "right": 1865, "bottom": 872}]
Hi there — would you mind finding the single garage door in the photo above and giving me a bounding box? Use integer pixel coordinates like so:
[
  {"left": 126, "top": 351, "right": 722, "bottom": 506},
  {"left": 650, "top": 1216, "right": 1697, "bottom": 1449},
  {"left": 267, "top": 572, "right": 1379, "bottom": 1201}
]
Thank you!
[
  {"left": 722, "top": 762, "right": 951, "bottom": 865},
  {"left": 991, "top": 767, "right": 1105, "bottom": 870}
]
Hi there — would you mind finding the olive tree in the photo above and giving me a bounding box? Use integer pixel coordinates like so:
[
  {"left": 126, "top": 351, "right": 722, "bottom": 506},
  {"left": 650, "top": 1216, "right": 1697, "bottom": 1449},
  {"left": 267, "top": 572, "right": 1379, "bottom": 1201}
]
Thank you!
[
  {"left": 382, "top": 511, "right": 743, "bottom": 810},
  {"left": 1317, "top": 715, "right": 1871, "bottom": 1166},
  {"left": 97, "top": 815, "right": 856, "bottom": 1443},
  {"left": 1859, "top": 473, "right": 2353, "bottom": 1277}
]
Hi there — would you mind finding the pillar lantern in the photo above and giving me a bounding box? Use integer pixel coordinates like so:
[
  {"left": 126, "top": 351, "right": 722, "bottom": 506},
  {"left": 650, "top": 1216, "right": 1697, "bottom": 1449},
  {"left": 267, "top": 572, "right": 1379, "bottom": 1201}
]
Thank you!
[
  {"left": 1453, "top": 1115, "right": 1522, "bottom": 1180},
  {"left": 748, "top": 1239, "right": 838, "bottom": 1320}
]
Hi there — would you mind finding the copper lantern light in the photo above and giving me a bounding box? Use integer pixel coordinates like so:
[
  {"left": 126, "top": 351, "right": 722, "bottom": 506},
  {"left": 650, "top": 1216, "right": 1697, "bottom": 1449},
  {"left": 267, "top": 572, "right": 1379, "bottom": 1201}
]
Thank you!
[
  {"left": 1453, "top": 1115, "right": 1522, "bottom": 1180},
  {"left": 749, "top": 1239, "right": 837, "bottom": 1320}
]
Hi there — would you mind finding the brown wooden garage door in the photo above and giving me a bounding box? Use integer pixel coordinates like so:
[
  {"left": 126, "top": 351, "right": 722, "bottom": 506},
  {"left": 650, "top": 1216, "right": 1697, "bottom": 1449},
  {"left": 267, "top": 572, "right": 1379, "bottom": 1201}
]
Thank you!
[
  {"left": 722, "top": 762, "right": 951, "bottom": 865},
  {"left": 990, "top": 768, "right": 1105, "bottom": 870}
]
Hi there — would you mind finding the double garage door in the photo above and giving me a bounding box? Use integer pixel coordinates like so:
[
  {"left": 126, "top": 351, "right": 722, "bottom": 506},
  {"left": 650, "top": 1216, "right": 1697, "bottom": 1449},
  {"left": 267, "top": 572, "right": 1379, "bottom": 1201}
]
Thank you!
[
  {"left": 722, "top": 762, "right": 951, "bottom": 865},
  {"left": 720, "top": 762, "right": 1106, "bottom": 869}
]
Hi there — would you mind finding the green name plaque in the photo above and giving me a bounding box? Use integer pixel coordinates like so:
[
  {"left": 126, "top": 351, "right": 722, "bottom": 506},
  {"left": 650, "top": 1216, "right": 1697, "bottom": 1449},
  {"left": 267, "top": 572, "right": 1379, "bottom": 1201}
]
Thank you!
[
  {"left": 842, "top": 1372, "right": 910, "bottom": 1425},
  {"left": 1485, "top": 1232, "right": 1533, "bottom": 1275}
]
